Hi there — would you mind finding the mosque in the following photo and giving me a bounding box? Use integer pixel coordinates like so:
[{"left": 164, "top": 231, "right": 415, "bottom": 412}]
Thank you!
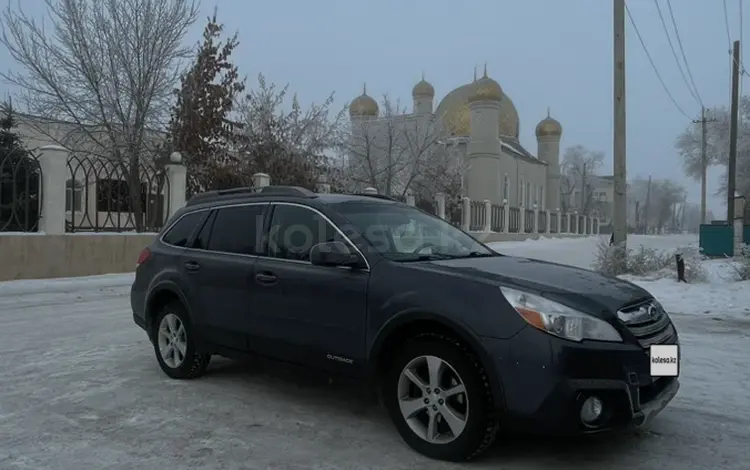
[{"left": 347, "top": 66, "right": 564, "bottom": 211}]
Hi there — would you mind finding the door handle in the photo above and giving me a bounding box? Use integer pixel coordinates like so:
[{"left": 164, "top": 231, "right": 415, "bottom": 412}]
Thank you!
[
  {"left": 255, "top": 272, "right": 278, "bottom": 285},
  {"left": 184, "top": 261, "right": 201, "bottom": 272}
]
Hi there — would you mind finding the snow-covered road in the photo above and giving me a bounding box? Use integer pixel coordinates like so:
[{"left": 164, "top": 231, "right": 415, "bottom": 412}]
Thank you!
[{"left": 1, "top": 235, "right": 749, "bottom": 469}]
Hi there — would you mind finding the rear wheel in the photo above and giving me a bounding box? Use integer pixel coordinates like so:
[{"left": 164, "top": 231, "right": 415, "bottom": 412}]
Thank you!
[
  {"left": 152, "top": 302, "right": 210, "bottom": 379},
  {"left": 383, "top": 335, "right": 499, "bottom": 461}
]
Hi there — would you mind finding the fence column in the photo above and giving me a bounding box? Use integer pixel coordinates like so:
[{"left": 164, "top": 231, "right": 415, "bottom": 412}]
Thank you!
[
  {"left": 37, "top": 145, "right": 68, "bottom": 234},
  {"left": 533, "top": 204, "right": 539, "bottom": 234},
  {"left": 253, "top": 172, "right": 270, "bottom": 189},
  {"left": 406, "top": 190, "right": 416, "bottom": 206},
  {"left": 483, "top": 199, "right": 492, "bottom": 232},
  {"left": 545, "top": 210, "right": 551, "bottom": 233},
  {"left": 435, "top": 193, "right": 446, "bottom": 219},
  {"left": 165, "top": 152, "right": 187, "bottom": 221},
  {"left": 569, "top": 212, "right": 575, "bottom": 233},
  {"left": 556, "top": 209, "right": 562, "bottom": 233},
  {"left": 519, "top": 205, "right": 525, "bottom": 234},
  {"left": 595, "top": 217, "right": 600, "bottom": 234},
  {"left": 461, "top": 197, "right": 471, "bottom": 231},
  {"left": 503, "top": 199, "right": 510, "bottom": 233}
]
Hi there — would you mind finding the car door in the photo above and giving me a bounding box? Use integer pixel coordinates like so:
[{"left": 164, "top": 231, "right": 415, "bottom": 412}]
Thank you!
[
  {"left": 180, "top": 202, "right": 268, "bottom": 351},
  {"left": 250, "top": 202, "right": 370, "bottom": 376}
]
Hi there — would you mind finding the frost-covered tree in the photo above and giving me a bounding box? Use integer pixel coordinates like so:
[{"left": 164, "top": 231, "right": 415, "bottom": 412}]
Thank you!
[
  {"left": 675, "top": 96, "right": 750, "bottom": 199},
  {"left": 559, "top": 144, "right": 604, "bottom": 214},
  {"left": 630, "top": 176, "right": 686, "bottom": 233},
  {"left": 233, "top": 74, "right": 345, "bottom": 190},
  {"left": 337, "top": 94, "right": 443, "bottom": 198}
]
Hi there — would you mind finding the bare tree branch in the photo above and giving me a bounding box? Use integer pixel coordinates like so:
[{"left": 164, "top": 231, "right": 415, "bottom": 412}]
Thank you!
[
  {"left": 336, "top": 94, "right": 446, "bottom": 197},
  {"left": 1, "top": 0, "right": 199, "bottom": 228},
  {"left": 560, "top": 144, "right": 604, "bottom": 215}
]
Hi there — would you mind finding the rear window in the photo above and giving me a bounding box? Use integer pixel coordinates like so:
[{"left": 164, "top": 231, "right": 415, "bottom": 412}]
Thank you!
[{"left": 162, "top": 211, "right": 205, "bottom": 247}]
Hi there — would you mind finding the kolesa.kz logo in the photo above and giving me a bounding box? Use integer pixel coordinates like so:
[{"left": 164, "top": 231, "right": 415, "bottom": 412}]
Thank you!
[{"left": 649, "top": 344, "right": 680, "bottom": 377}]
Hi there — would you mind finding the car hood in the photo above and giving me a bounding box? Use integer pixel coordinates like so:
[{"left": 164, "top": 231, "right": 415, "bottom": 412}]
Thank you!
[{"left": 410, "top": 255, "right": 653, "bottom": 319}]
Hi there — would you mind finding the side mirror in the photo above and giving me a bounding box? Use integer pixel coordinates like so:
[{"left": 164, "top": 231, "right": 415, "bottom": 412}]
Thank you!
[{"left": 310, "top": 241, "right": 362, "bottom": 268}]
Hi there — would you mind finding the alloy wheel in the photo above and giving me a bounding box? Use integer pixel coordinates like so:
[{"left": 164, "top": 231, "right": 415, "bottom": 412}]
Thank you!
[
  {"left": 397, "top": 355, "right": 469, "bottom": 444},
  {"left": 157, "top": 313, "right": 187, "bottom": 368}
]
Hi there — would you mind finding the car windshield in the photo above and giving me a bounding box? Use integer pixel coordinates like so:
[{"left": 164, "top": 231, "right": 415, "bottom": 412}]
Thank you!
[{"left": 333, "top": 202, "right": 498, "bottom": 261}]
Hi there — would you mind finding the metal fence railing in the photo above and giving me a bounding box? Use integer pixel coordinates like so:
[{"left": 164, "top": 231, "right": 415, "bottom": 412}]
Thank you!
[
  {"left": 0, "top": 147, "right": 42, "bottom": 232},
  {"left": 65, "top": 153, "right": 170, "bottom": 233}
]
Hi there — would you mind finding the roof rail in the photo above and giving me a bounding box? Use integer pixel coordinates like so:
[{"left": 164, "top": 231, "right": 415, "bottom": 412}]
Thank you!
[
  {"left": 349, "top": 193, "right": 399, "bottom": 202},
  {"left": 186, "top": 185, "right": 316, "bottom": 206}
]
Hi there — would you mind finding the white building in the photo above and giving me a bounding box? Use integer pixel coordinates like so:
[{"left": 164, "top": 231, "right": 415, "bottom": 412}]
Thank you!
[{"left": 346, "top": 67, "right": 564, "bottom": 210}]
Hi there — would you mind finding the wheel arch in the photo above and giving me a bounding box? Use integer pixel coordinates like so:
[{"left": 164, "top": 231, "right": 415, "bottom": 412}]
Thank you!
[
  {"left": 368, "top": 310, "right": 506, "bottom": 411},
  {"left": 145, "top": 281, "right": 193, "bottom": 338}
]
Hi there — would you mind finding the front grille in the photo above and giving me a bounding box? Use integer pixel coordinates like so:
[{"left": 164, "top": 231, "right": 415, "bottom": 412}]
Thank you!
[{"left": 617, "top": 299, "right": 676, "bottom": 348}]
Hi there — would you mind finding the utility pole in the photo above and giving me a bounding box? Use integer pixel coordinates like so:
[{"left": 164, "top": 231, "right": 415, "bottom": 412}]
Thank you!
[
  {"left": 613, "top": 0, "right": 627, "bottom": 247},
  {"left": 693, "top": 107, "right": 717, "bottom": 224},
  {"left": 644, "top": 175, "right": 652, "bottom": 234},
  {"left": 728, "top": 40, "right": 740, "bottom": 224}
]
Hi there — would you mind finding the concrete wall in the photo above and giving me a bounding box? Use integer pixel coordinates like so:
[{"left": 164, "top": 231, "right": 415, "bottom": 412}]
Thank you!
[
  {"left": 0, "top": 234, "right": 156, "bottom": 282},
  {"left": 0, "top": 231, "right": 593, "bottom": 282}
]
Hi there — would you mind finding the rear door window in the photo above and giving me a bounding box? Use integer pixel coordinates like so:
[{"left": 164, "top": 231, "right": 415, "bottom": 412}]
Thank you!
[
  {"left": 205, "top": 204, "right": 267, "bottom": 255},
  {"left": 162, "top": 211, "right": 206, "bottom": 247}
]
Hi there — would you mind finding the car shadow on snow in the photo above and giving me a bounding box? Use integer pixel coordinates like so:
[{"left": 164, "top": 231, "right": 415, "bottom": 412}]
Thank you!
[{"left": 200, "top": 356, "right": 658, "bottom": 466}]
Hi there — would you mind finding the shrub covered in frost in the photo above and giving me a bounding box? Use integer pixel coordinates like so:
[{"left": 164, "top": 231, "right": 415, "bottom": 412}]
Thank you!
[
  {"left": 730, "top": 244, "right": 750, "bottom": 281},
  {"left": 592, "top": 236, "right": 707, "bottom": 282}
]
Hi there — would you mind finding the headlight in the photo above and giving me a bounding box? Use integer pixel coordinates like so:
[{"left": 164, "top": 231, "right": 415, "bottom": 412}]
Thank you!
[{"left": 500, "top": 286, "right": 623, "bottom": 342}]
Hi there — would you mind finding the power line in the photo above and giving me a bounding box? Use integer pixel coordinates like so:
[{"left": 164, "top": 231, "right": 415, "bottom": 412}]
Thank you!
[
  {"left": 724, "top": 0, "right": 733, "bottom": 53},
  {"left": 665, "top": 0, "right": 704, "bottom": 108},
  {"left": 653, "top": 0, "right": 701, "bottom": 106},
  {"left": 625, "top": 2, "right": 692, "bottom": 119}
]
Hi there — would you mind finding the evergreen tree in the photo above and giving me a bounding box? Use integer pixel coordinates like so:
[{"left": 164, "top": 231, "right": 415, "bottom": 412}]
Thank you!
[
  {"left": 0, "top": 102, "right": 40, "bottom": 231},
  {"left": 167, "top": 10, "right": 246, "bottom": 196}
]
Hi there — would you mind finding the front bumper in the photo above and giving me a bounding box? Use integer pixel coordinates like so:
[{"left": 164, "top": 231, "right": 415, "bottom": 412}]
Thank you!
[{"left": 483, "top": 325, "right": 680, "bottom": 434}]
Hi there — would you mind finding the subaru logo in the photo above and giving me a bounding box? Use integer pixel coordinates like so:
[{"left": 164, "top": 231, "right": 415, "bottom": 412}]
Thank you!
[{"left": 616, "top": 301, "right": 660, "bottom": 324}]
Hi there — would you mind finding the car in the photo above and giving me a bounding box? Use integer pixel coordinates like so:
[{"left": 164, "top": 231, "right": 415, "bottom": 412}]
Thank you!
[{"left": 130, "top": 185, "right": 680, "bottom": 462}]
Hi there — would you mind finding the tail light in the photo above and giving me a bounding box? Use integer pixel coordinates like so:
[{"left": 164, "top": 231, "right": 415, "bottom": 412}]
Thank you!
[{"left": 137, "top": 247, "right": 152, "bottom": 267}]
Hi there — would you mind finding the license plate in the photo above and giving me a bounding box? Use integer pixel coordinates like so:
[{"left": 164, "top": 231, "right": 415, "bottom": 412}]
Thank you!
[{"left": 649, "top": 344, "right": 680, "bottom": 377}]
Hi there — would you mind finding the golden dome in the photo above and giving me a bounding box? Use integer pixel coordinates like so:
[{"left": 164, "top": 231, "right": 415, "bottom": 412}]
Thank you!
[
  {"left": 412, "top": 77, "right": 434, "bottom": 97},
  {"left": 535, "top": 112, "right": 562, "bottom": 138},
  {"left": 467, "top": 76, "right": 503, "bottom": 103},
  {"left": 499, "top": 96, "right": 520, "bottom": 139},
  {"left": 349, "top": 85, "right": 379, "bottom": 117},
  {"left": 436, "top": 76, "right": 519, "bottom": 138}
]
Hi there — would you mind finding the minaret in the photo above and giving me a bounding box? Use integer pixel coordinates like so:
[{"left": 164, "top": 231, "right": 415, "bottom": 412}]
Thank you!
[
  {"left": 535, "top": 108, "right": 563, "bottom": 211},
  {"left": 411, "top": 73, "right": 434, "bottom": 115},
  {"left": 465, "top": 65, "right": 504, "bottom": 203}
]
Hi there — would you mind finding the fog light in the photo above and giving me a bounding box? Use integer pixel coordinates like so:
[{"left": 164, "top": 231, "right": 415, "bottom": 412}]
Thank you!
[{"left": 580, "top": 396, "right": 603, "bottom": 424}]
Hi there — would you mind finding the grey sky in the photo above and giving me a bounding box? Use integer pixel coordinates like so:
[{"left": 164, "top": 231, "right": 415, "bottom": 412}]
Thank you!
[{"left": 1, "top": 0, "right": 745, "bottom": 216}]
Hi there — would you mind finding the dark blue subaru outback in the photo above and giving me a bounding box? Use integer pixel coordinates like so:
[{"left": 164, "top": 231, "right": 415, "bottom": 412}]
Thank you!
[{"left": 131, "top": 186, "right": 680, "bottom": 462}]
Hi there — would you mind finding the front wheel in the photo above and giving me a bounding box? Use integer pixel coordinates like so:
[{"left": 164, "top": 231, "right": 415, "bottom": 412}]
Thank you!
[
  {"left": 152, "top": 302, "right": 211, "bottom": 379},
  {"left": 383, "top": 336, "right": 499, "bottom": 461}
]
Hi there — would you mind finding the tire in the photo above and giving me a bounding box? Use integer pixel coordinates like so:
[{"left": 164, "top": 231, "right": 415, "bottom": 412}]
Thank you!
[
  {"left": 152, "top": 301, "right": 211, "bottom": 379},
  {"left": 383, "top": 335, "right": 499, "bottom": 461}
]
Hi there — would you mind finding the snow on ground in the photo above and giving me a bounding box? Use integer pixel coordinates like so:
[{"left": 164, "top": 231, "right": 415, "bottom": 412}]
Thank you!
[{"left": 0, "top": 235, "right": 749, "bottom": 469}]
